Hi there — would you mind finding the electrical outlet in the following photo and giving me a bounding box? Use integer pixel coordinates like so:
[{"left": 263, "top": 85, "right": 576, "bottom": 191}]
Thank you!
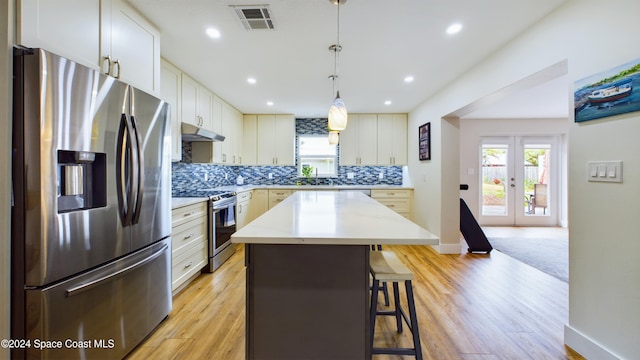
[
  {"left": 204, "top": 173, "right": 208, "bottom": 182},
  {"left": 347, "top": 172, "right": 354, "bottom": 180},
  {"left": 268, "top": 173, "right": 273, "bottom": 179},
  {"left": 378, "top": 172, "right": 384, "bottom": 179}
]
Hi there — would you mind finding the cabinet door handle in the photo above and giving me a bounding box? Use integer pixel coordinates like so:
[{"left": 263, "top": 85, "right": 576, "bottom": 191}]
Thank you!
[
  {"left": 111, "top": 60, "right": 120, "bottom": 79},
  {"left": 183, "top": 233, "right": 194, "bottom": 240},
  {"left": 238, "top": 204, "right": 243, "bottom": 213},
  {"left": 102, "top": 55, "right": 112, "bottom": 75},
  {"left": 184, "top": 261, "right": 193, "bottom": 269},
  {"left": 183, "top": 211, "right": 195, "bottom": 217}
]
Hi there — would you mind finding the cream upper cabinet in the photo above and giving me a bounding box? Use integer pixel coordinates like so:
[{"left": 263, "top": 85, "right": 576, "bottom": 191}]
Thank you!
[
  {"left": 192, "top": 96, "right": 243, "bottom": 165},
  {"left": 243, "top": 115, "right": 258, "bottom": 165},
  {"left": 180, "top": 74, "right": 198, "bottom": 127},
  {"left": 181, "top": 74, "right": 214, "bottom": 131},
  {"left": 17, "top": 0, "right": 101, "bottom": 70},
  {"left": 197, "top": 85, "right": 214, "bottom": 131},
  {"left": 210, "top": 96, "right": 224, "bottom": 163},
  {"left": 255, "top": 114, "right": 295, "bottom": 166},
  {"left": 160, "top": 59, "right": 182, "bottom": 162},
  {"left": 377, "top": 114, "right": 408, "bottom": 165},
  {"left": 339, "top": 114, "right": 378, "bottom": 165},
  {"left": 221, "top": 102, "right": 242, "bottom": 165},
  {"left": 16, "top": 0, "right": 160, "bottom": 94},
  {"left": 233, "top": 108, "right": 244, "bottom": 165},
  {"left": 101, "top": 0, "right": 160, "bottom": 94}
]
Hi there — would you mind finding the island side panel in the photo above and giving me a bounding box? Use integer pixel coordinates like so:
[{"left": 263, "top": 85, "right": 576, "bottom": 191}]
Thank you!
[{"left": 246, "top": 244, "right": 370, "bottom": 360}]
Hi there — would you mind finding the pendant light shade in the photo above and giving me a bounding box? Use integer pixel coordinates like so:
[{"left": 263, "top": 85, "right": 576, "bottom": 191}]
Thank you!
[
  {"left": 328, "top": 130, "right": 340, "bottom": 145},
  {"left": 328, "top": 91, "right": 347, "bottom": 131}
]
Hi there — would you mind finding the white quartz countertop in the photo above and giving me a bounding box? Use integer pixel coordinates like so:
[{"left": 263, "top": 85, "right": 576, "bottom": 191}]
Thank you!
[
  {"left": 232, "top": 191, "right": 438, "bottom": 246},
  {"left": 216, "top": 184, "right": 413, "bottom": 193},
  {"left": 171, "top": 197, "right": 208, "bottom": 209}
]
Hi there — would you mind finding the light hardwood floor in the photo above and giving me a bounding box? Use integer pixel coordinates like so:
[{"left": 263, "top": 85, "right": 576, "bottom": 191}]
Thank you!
[{"left": 127, "top": 244, "right": 584, "bottom": 359}]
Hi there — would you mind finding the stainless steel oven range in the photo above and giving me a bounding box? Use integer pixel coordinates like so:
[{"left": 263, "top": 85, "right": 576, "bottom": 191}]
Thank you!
[{"left": 206, "top": 191, "right": 237, "bottom": 272}]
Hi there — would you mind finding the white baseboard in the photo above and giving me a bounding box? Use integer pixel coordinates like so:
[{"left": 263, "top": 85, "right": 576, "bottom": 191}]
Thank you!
[
  {"left": 564, "top": 324, "right": 620, "bottom": 360},
  {"left": 435, "top": 243, "right": 462, "bottom": 254}
]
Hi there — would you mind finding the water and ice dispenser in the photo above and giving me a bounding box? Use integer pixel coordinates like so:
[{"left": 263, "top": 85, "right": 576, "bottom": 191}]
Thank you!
[{"left": 57, "top": 150, "right": 107, "bottom": 212}]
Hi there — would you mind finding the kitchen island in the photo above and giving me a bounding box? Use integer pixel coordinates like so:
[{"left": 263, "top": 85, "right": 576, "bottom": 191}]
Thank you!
[{"left": 232, "top": 191, "right": 438, "bottom": 359}]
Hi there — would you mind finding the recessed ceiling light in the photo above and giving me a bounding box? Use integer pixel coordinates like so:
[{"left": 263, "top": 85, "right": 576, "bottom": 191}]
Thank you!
[
  {"left": 266, "top": 101, "right": 274, "bottom": 106},
  {"left": 247, "top": 77, "right": 257, "bottom": 84},
  {"left": 384, "top": 100, "right": 392, "bottom": 106},
  {"left": 206, "top": 27, "right": 221, "bottom": 39},
  {"left": 404, "top": 76, "right": 414, "bottom": 83},
  {"left": 446, "top": 23, "right": 463, "bottom": 35}
]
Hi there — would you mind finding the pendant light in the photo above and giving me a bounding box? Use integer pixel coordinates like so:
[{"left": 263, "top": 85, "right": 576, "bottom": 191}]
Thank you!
[{"left": 328, "top": 0, "right": 347, "bottom": 132}]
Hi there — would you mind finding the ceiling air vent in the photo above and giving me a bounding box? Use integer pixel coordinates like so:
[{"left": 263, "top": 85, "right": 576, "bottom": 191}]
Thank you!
[{"left": 231, "top": 5, "right": 275, "bottom": 30}]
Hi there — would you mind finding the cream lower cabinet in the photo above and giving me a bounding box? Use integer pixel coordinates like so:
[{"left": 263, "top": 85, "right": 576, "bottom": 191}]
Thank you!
[
  {"left": 236, "top": 191, "right": 252, "bottom": 229},
  {"left": 171, "top": 201, "right": 208, "bottom": 294},
  {"left": 268, "top": 189, "right": 293, "bottom": 209},
  {"left": 251, "top": 189, "right": 269, "bottom": 219},
  {"left": 371, "top": 189, "right": 414, "bottom": 220}
]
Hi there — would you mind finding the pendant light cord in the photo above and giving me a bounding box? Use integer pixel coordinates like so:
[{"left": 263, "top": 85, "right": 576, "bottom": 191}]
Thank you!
[{"left": 335, "top": 2, "right": 340, "bottom": 95}]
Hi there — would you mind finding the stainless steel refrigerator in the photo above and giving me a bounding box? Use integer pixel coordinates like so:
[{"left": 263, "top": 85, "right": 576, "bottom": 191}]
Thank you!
[{"left": 11, "top": 48, "right": 172, "bottom": 359}]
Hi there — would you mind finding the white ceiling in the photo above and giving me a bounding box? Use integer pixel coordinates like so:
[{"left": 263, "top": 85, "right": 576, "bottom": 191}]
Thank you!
[{"left": 128, "top": 0, "right": 569, "bottom": 118}]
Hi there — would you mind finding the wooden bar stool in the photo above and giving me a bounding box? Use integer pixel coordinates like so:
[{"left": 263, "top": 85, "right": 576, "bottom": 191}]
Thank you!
[
  {"left": 370, "top": 245, "right": 390, "bottom": 306},
  {"left": 369, "top": 250, "right": 422, "bottom": 360}
]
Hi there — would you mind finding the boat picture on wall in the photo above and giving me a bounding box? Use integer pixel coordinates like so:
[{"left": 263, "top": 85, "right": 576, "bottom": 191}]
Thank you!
[{"left": 574, "top": 58, "right": 640, "bottom": 122}]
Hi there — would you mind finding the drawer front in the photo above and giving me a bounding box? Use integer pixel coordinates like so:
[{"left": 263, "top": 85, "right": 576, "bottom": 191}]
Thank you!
[
  {"left": 268, "top": 189, "right": 292, "bottom": 208},
  {"left": 375, "top": 198, "right": 412, "bottom": 213},
  {"left": 172, "top": 202, "right": 208, "bottom": 228},
  {"left": 269, "top": 189, "right": 292, "bottom": 198},
  {"left": 172, "top": 216, "right": 207, "bottom": 253},
  {"left": 171, "top": 239, "right": 207, "bottom": 290},
  {"left": 237, "top": 190, "right": 252, "bottom": 202},
  {"left": 370, "top": 189, "right": 412, "bottom": 199}
]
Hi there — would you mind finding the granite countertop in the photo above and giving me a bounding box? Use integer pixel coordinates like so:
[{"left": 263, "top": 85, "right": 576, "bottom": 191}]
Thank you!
[{"left": 231, "top": 191, "right": 438, "bottom": 246}]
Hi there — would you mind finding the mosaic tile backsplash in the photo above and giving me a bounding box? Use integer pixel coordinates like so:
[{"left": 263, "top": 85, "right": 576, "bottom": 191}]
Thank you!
[{"left": 172, "top": 118, "right": 403, "bottom": 196}]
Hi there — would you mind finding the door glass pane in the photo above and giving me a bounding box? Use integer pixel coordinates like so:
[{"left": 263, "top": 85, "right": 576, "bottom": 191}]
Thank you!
[
  {"left": 524, "top": 145, "right": 550, "bottom": 216},
  {"left": 481, "top": 145, "right": 508, "bottom": 216}
]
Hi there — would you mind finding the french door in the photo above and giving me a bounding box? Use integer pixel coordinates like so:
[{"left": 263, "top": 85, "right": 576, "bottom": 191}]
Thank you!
[{"left": 478, "top": 136, "right": 558, "bottom": 226}]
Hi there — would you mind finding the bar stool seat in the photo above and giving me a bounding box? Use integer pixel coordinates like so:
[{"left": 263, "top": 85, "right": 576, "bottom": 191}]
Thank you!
[{"left": 370, "top": 250, "right": 422, "bottom": 360}]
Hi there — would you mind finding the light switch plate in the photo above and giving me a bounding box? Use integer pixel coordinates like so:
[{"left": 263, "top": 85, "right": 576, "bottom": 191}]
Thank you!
[{"left": 587, "top": 161, "right": 622, "bottom": 183}]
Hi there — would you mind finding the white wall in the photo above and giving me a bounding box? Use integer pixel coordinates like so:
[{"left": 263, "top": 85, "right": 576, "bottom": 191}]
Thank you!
[
  {"left": 408, "top": 0, "right": 639, "bottom": 357},
  {"left": 0, "top": 1, "right": 13, "bottom": 358},
  {"left": 459, "top": 118, "right": 569, "bottom": 225}
]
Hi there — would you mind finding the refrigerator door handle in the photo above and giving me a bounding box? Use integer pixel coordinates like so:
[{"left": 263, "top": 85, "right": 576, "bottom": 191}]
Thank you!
[
  {"left": 130, "top": 115, "right": 145, "bottom": 225},
  {"left": 65, "top": 244, "right": 168, "bottom": 297},
  {"left": 116, "top": 113, "right": 136, "bottom": 226}
]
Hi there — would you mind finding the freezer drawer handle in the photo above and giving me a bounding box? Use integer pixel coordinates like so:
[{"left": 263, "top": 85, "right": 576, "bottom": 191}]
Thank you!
[{"left": 65, "top": 244, "right": 168, "bottom": 297}]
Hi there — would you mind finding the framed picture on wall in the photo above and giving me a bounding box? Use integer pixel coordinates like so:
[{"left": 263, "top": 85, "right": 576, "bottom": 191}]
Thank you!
[{"left": 418, "top": 122, "right": 431, "bottom": 161}]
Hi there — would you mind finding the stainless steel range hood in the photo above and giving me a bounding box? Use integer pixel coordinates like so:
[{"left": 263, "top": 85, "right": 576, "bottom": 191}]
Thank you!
[{"left": 181, "top": 123, "right": 225, "bottom": 142}]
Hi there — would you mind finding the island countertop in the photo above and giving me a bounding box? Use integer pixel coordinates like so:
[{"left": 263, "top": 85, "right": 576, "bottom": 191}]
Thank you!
[{"left": 231, "top": 190, "right": 438, "bottom": 246}]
